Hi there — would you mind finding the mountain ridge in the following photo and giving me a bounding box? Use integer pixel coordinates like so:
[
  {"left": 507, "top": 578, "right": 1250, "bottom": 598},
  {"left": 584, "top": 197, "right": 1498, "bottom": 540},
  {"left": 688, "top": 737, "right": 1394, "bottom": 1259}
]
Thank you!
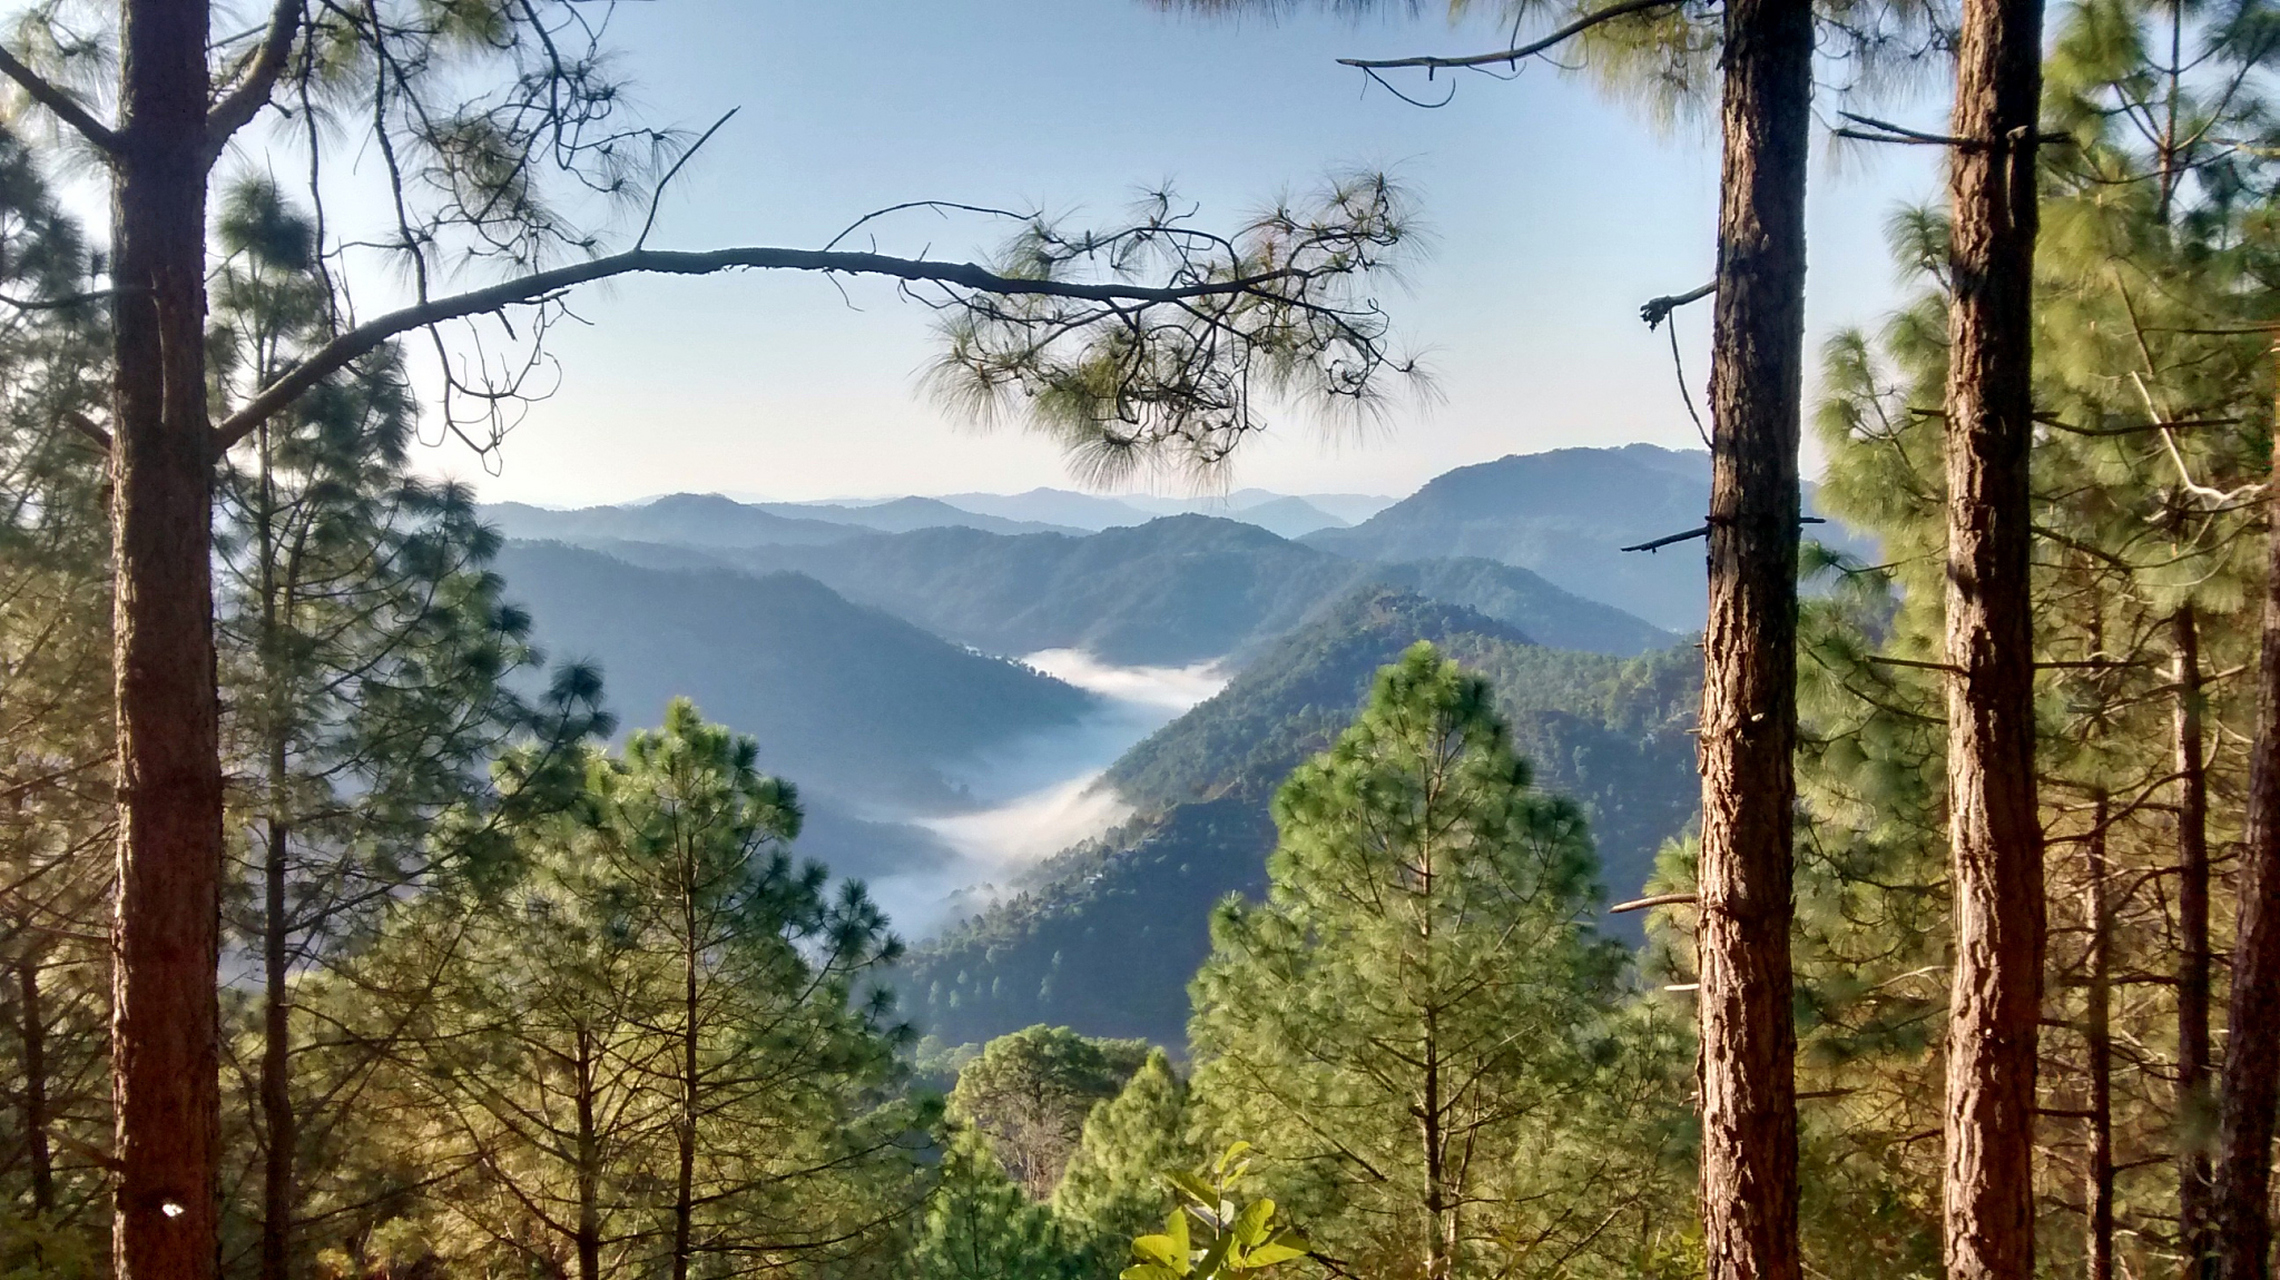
[{"left": 897, "top": 587, "right": 1701, "bottom": 1046}]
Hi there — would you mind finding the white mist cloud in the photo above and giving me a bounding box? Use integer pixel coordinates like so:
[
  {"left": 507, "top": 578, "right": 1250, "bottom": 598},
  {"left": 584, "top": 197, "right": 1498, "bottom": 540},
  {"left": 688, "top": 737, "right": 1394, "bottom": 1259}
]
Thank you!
[
  {"left": 865, "top": 650, "right": 1229, "bottom": 937},
  {"left": 1022, "top": 649, "right": 1228, "bottom": 711},
  {"left": 918, "top": 772, "right": 1131, "bottom": 866}
]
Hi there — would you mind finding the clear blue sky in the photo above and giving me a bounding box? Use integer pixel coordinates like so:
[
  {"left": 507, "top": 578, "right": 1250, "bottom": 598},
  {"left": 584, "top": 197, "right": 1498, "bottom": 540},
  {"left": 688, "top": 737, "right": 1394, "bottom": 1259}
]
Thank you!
[{"left": 440, "top": 0, "right": 1947, "bottom": 506}]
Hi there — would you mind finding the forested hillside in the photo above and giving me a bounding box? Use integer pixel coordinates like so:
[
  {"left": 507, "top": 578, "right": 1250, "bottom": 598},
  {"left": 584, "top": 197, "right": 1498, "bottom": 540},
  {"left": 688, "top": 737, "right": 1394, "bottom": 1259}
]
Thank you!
[
  {"left": 1305, "top": 445, "right": 1715, "bottom": 629},
  {"left": 900, "top": 589, "right": 1700, "bottom": 1045},
  {"left": 486, "top": 496, "right": 1675, "bottom": 662},
  {"left": 494, "top": 540, "right": 1097, "bottom": 808},
  {"left": 485, "top": 492, "right": 865, "bottom": 547},
  {"left": 729, "top": 516, "right": 1674, "bottom": 661}
]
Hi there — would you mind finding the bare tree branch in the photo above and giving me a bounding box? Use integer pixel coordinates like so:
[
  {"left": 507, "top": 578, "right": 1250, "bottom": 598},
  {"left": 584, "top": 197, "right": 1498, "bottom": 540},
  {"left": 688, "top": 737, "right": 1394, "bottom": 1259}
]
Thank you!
[
  {"left": 63, "top": 411, "right": 111, "bottom": 452},
  {"left": 0, "top": 44, "right": 119, "bottom": 151},
  {"left": 207, "top": 0, "right": 305, "bottom": 153},
  {"left": 1640, "top": 282, "right": 1714, "bottom": 329},
  {"left": 212, "top": 242, "right": 1366, "bottom": 453},
  {"left": 1338, "top": 0, "right": 1685, "bottom": 72}
]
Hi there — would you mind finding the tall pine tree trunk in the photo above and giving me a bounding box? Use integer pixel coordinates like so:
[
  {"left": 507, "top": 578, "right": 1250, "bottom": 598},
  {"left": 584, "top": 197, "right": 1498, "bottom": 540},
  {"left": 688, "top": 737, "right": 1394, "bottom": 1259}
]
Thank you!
[
  {"left": 1420, "top": 1004, "right": 1451, "bottom": 1280},
  {"left": 577, "top": 1028, "right": 603, "bottom": 1280},
  {"left": 674, "top": 906, "right": 699, "bottom": 1280},
  {"left": 2084, "top": 796, "right": 2113, "bottom": 1280},
  {"left": 110, "top": 1, "right": 222, "bottom": 1276},
  {"left": 259, "top": 814, "right": 293, "bottom": 1280},
  {"left": 1939, "top": 0, "right": 2047, "bottom": 1270},
  {"left": 2213, "top": 367, "right": 2280, "bottom": 1280},
  {"left": 2174, "top": 606, "right": 2214, "bottom": 1279},
  {"left": 1694, "top": 0, "right": 1811, "bottom": 1273},
  {"left": 256, "top": 431, "right": 294, "bottom": 1280}
]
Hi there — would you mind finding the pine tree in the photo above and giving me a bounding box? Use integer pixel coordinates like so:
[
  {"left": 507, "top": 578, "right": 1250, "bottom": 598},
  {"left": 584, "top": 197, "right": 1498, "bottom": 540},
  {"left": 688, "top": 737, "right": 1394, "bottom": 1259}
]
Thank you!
[
  {"left": 1052, "top": 1049, "right": 1196, "bottom": 1253},
  {"left": 588, "top": 699, "right": 912, "bottom": 1279},
  {"left": 332, "top": 702, "right": 922, "bottom": 1278},
  {"left": 204, "top": 175, "right": 601, "bottom": 1280},
  {"left": 1779, "top": 1, "right": 2280, "bottom": 1267},
  {"left": 1188, "top": 642, "right": 1647, "bottom": 1280},
  {"left": 912, "top": 1133, "right": 1088, "bottom": 1280},
  {"left": 0, "top": 125, "right": 112, "bottom": 1279},
  {"left": 947, "top": 1025, "right": 1150, "bottom": 1201}
]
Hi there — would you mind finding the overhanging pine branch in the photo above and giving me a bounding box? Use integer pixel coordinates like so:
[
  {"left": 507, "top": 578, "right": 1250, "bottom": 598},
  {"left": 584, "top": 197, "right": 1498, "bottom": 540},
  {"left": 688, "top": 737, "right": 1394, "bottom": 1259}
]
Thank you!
[
  {"left": 0, "top": 44, "right": 119, "bottom": 151},
  {"left": 1338, "top": 0, "right": 1685, "bottom": 72},
  {"left": 207, "top": 0, "right": 304, "bottom": 153},
  {"left": 210, "top": 244, "right": 1323, "bottom": 453}
]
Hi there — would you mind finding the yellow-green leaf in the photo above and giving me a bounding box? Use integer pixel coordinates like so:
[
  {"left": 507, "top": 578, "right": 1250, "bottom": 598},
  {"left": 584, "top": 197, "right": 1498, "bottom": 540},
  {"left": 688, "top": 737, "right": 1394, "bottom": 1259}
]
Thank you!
[
  {"left": 1166, "top": 1205, "right": 1191, "bottom": 1257},
  {"left": 1133, "top": 1235, "right": 1186, "bottom": 1273},
  {"left": 1167, "top": 1171, "right": 1217, "bottom": 1207},
  {"left": 1241, "top": 1242, "right": 1309, "bottom": 1268},
  {"left": 1232, "top": 1198, "right": 1275, "bottom": 1248}
]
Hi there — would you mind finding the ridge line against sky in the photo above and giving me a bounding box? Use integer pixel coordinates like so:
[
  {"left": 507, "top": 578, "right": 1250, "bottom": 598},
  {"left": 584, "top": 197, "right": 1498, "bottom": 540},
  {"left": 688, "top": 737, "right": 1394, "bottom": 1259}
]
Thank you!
[{"left": 390, "top": 0, "right": 1944, "bottom": 508}]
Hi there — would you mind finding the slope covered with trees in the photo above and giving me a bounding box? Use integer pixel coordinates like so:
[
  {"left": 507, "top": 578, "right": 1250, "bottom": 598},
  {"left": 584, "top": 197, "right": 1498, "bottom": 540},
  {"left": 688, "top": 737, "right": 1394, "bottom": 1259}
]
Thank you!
[
  {"left": 899, "top": 589, "right": 1699, "bottom": 1045},
  {"left": 724, "top": 516, "right": 1676, "bottom": 661},
  {"left": 485, "top": 493, "right": 868, "bottom": 548},
  {"left": 494, "top": 540, "right": 1097, "bottom": 808}
]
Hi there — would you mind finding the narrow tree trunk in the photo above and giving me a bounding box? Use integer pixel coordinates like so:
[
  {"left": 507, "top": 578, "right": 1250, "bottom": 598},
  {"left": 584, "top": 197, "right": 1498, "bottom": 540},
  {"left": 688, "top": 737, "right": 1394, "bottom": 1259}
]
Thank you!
[
  {"left": 16, "top": 943, "right": 55, "bottom": 1215},
  {"left": 1693, "top": 0, "right": 1812, "bottom": 1274},
  {"left": 259, "top": 814, "right": 293, "bottom": 1280},
  {"left": 256, "top": 427, "right": 294, "bottom": 1280},
  {"left": 576, "top": 1029, "right": 602, "bottom": 1280},
  {"left": 1939, "top": 0, "right": 2047, "bottom": 1271},
  {"left": 673, "top": 905, "right": 699, "bottom": 1280},
  {"left": 1420, "top": 1004, "right": 1449, "bottom": 1280},
  {"left": 2212, "top": 353, "right": 2280, "bottom": 1280},
  {"left": 2174, "top": 606, "right": 2214, "bottom": 1280},
  {"left": 110, "top": 1, "right": 221, "bottom": 1277},
  {"left": 2085, "top": 795, "right": 2113, "bottom": 1280}
]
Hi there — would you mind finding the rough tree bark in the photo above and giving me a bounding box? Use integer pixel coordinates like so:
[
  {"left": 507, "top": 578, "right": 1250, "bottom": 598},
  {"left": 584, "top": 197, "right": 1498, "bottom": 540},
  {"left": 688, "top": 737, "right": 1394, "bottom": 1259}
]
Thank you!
[
  {"left": 109, "top": 1, "right": 223, "bottom": 1277},
  {"left": 2085, "top": 796, "right": 2113, "bottom": 1280},
  {"left": 2213, "top": 357, "right": 2280, "bottom": 1280},
  {"left": 1939, "top": 0, "right": 2048, "bottom": 1270},
  {"left": 1692, "top": 0, "right": 1812, "bottom": 1275},
  {"left": 2174, "top": 606, "right": 2214, "bottom": 1280}
]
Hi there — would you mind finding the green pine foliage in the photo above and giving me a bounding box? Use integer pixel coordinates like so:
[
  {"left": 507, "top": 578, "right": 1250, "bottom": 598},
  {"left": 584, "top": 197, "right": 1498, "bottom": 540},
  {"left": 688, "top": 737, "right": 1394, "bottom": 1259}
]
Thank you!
[
  {"left": 0, "top": 125, "right": 112, "bottom": 1278},
  {"left": 903, "top": 589, "right": 1700, "bottom": 1047},
  {"left": 912, "top": 1133, "right": 1091, "bottom": 1280},
  {"left": 1053, "top": 1050, "right": 1198, "bottom": 1251},
  {"left": 310, "top": 702, "right": 923, "bottom": 1277},
  {"left": 1188, "top": 643, "right": 1686, "bottom": 1280},
  {"left": 1653, "top": 0, "right": 2280, "bottom": 1269},
  {"left": 947, "top": 1025, "right": 1152, "bottom": 1200}
]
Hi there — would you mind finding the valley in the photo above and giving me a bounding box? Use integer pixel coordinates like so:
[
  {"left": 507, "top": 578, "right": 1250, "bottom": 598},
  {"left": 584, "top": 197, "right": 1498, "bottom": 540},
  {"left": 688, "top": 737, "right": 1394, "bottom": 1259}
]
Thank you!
[{"left": 483, "top": 443, "right": 1750, "bottom": 1047}]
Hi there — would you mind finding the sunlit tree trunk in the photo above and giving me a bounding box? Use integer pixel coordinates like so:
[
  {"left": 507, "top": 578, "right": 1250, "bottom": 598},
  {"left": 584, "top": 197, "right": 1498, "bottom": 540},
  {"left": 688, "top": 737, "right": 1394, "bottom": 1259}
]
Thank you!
[
  {"left": 2084, "top": 795, "right": 2112, "bottom": 1280},
  {"left": 109, "top": 1, "right": 222, "bottom": 1277},
  {"left": 2214, "top": 364, "right": 2280, "bottom": 1280},
  {"left": 2174, "top": 606, "right": 2214, "bottom": 1279},
  {"left": 1693, "top": 0, "right": 1811, "bottom": 1273},
  {"left": 1938, "top": 0, "right": 2047, "bottom": 1272}
]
